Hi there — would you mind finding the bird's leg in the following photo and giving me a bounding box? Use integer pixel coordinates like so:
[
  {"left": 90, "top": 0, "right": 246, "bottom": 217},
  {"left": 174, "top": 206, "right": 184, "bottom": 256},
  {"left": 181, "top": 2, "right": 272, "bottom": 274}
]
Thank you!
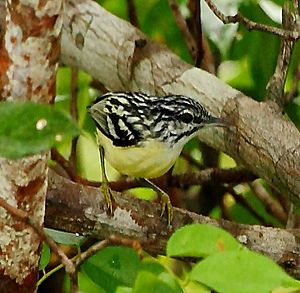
[
  {"left": 99, "top": 146, "right": 114, "bottom": 213},
  {"left": 143, "top": 178, "right": 173, "bottom": 226}
]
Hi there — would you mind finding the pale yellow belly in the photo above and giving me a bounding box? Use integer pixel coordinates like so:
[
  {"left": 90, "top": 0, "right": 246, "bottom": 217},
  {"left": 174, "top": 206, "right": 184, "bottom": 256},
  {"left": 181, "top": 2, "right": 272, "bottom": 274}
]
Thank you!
[{"left": 97, "top": 130, "right": 183, "bottom": 179}]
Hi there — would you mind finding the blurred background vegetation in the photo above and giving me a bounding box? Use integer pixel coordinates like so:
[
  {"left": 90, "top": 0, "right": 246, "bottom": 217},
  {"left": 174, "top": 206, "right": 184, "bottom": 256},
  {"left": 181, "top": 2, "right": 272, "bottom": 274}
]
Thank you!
[{"left": 39, "top": 0, "right": 300, "bottom": 292}]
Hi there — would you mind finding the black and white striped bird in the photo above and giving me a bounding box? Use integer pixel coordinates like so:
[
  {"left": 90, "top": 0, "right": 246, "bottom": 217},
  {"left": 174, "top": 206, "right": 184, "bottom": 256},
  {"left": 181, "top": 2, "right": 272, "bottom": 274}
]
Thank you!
[{"left": 88, "top": 92, "right": 225, "bottom": 224}]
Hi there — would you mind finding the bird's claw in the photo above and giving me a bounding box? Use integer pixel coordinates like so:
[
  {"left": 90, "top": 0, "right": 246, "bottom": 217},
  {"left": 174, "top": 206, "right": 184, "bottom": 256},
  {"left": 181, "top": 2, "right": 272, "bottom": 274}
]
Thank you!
[
  {"left": 159, "top": 191, "right": 173, "bottom": 227},
  {"left": 100, "top": 182, "right": 115, "bottom": 214}
]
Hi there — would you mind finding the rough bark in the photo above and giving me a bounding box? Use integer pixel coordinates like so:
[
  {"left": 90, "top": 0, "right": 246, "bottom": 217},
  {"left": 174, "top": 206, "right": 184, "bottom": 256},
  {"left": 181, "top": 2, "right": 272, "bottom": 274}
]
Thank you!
[
  {"left": 46, "top": 170, "right": 300, "bottom": 279},
  {"left": 0, "top": 1, "right": 62, "bottom": 292},
  {"left": 60, "top": 0, "right": 300, "bottom": 206}
]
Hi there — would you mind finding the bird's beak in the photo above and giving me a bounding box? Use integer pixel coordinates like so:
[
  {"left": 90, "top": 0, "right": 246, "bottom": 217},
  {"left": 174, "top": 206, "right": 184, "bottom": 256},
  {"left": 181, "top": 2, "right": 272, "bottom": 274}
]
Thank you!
[{"left": 206, "top": 116, "right": 229, "bottom": 128}]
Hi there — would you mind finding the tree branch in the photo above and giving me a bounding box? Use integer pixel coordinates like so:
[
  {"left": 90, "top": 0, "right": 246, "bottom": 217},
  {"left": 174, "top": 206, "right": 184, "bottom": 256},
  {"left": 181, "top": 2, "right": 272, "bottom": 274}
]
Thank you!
[
  {"left": 69, "top": 67, "right": 79, "bottom": 175},
  {"left": 250, "top": 180, "right": 287, "bottom": 224},
  {"left": 188, "top": 0, "right": 204, "bottom": 67},
  {"left": 266, "top": 2, "right": 297, "bottom": 106},
  {"left": 204, "top": 0, "right": 300, "bottom": 40},
  {"left": 74, "top": 235, "right": 142, "bottom": 268},
  {"left": 46, "top": 170, "right": 300, "bottom": 278},
  {"left": 168, "top": 0, "right": 197, "bottom": 60},
  {"left": 61, "top": 0, "right": 300, "bottom": 210},
  {"left": 127, "top": 0, "right": 139, "bottom": 27},
  {"left": 50, "top": 160, "right": 255, "bottom": 191}
]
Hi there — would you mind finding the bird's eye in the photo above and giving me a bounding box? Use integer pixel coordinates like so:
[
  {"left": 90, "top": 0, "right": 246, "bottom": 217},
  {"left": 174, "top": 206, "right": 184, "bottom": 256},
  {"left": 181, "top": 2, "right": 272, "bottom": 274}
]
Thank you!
[{"left": 179, "top": 112, "right": 193, "bottom": 123}]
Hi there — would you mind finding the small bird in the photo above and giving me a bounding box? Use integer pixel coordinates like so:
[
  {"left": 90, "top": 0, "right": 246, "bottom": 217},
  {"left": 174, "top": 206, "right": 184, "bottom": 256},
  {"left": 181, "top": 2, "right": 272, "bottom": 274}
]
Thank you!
[{"left": 88, "top": 92, "right": 225, "bottom": 225}]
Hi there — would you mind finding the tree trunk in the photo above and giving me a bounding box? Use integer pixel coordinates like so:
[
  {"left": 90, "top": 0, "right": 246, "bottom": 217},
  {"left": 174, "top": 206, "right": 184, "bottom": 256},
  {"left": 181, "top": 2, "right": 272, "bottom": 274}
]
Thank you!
[{"left": 0, "top": 1, "right": 62, "bottom": 292}]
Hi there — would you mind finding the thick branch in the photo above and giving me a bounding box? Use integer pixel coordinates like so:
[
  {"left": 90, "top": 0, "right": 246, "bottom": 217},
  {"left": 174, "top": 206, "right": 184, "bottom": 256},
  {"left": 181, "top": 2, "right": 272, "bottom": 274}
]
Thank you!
[
  {"left": 46, "top": 170, "right": 300, "bottom": 278},
  {"left": 61, "top": 0, "right": 300, "bottom": 207}
]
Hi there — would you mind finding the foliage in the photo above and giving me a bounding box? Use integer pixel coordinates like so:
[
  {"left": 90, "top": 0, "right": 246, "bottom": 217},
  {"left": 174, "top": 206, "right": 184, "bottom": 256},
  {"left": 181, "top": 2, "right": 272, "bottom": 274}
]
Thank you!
[
  {"left": 39, "top": 224, "right": 300, "bottom": 292},
  {"left": 0, "top": 101, "right": 79, "bottom": 159},
  {"left": 39, "top": 243, "right": 51, "bottom": 271}
]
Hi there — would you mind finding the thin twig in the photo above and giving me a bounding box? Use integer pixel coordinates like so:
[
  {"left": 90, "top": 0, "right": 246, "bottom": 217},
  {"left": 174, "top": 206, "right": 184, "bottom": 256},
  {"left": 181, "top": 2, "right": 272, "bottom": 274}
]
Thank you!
[
  {"left": 272, "top": 187, "right": 290, "bottom": 213},
  {"left": 69, "top": 67, "right": 79, "bottom": 174},
  {"left": 71, "top": 236, "right": 142, "bottom": 290},
  {"left": 188, "top": 0, "right": 204, "bottom": 67},
  {"left": 73, "top": 167, "right": 255, "bottom": 191},
  {"left": 37, "top": 255, "right": 78, "bottom": 287},
  {"left": 266, "top": 3, "right": 296, "bottom": 106},
  {"left": 204, "top": 0, "right": 299, "bottom": 40},
  {"left": 181, "top": 150, "right": 204, "bottom": 169},
  {"left": 51, "top": 149, "right": 91, "bottom": 185},
  {"left": 51, "top": 148, "right": 75, "bottom": 179},
  {"left": 108, "top": 235, "right": 143, "bottom": 257},
  {"left": 74, "top": 239, "right": 110, "bottom": 268},
  {"left": 227, "top": 186, "right": 268, "bottom": 225},
  {"left": 50, "top": 155, "right": 255, "bottom": 191},
  {"left": 250, "top": 180, "right": 287, "bottom": 224},
  {"left": 127, "top": 0, "right": 138, "bottom": 27},
  {"left": 0, "top": 197, "right": 75, "bottom": 275},
  {"left": 168, "top": 0, "right": 198, "bottom": 60},
  {"left": 90, "top": 79, "right": 109, "bottom": 92},
  {"left": 286, "top": 203, "right": 297, "bottom": 228},
  {"left": 74, "top": 235, "right": 142, "bottom": 268},
  {"left": 170, "top": 167, "right": 255, "bottom": 188},
  {"left": 38, "top": 235, "right": 142, "bottom": 290}
]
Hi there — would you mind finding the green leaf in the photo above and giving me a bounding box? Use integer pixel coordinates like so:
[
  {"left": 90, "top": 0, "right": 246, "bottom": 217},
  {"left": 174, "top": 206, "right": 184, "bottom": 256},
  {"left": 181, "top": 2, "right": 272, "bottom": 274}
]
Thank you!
[
  {"left": 0, "top": 101, "right": 80, "bottom": 159},
  {"left": 182, "top": 281, "right": 211, "bottom": 293},
  {"left": 39, "top": 242, "right": 50, "bottom": 270},
  {"left": 81, "top": 246, "right": 164, "bottom": 293},
  {"left": 167, "top": 224, "right": 241, "bottom": 258},
  {"left": 133, "top": 271, "right": 182, "bottom": 293},
  {"left": 190, "top": 250, "right": 300, "bottom": 293},
  {"left": 115, "top": 287, "right": 132, "bottom": 293},
  {"left": 44, "top": 228, "right": 86, "bottom": 246},
  {"left": 78, "top": 271, "right": 105, "bottom": 293}
]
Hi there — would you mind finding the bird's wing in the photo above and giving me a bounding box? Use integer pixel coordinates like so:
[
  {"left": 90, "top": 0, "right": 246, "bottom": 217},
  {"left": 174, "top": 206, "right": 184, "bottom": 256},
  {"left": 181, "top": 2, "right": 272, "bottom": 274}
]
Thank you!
[{"left": 89, "top": 96, "right": 144, "bottom": 147}]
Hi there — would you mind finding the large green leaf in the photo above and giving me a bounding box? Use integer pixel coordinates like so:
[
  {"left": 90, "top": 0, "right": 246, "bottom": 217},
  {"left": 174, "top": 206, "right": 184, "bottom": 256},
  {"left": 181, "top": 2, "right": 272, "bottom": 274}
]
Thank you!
[
  {"left": 81, "top": 246, "right": 164, "bottom": 293},
  {"left": 167, "top": 224, "right": 242, "bottom": 258},
  {"left": 0, "top": 101, "right": 79, "bottom": 159},
  {"left": 190, "top": 250, "right": 300, "bottom": 293}
]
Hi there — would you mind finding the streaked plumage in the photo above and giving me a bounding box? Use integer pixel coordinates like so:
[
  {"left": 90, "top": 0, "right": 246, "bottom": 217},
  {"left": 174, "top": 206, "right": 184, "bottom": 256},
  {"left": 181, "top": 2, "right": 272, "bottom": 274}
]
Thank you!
[
  {"left": 88, "top": 92, "right": 223, "bottom": 179},
  {"left": 88, "top": 92, "right": 226, "bottom": 225}
]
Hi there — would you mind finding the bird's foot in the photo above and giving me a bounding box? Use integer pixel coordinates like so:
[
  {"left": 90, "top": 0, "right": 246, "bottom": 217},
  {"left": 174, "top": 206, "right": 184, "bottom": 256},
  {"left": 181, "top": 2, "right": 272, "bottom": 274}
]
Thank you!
[
  {"left": 100, "top": 181, "right": 115, "bottom": 214},
  {"left": 142, "top": 178, "right": 173, "bottom": 227},
  {"left": 158, "top": 191, "right": 173, "bottom": 227}
]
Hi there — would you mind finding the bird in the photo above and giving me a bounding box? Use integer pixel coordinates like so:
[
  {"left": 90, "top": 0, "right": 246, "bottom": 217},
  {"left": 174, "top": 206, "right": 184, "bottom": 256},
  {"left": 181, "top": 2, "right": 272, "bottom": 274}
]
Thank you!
[{"left": 88, "top": 92, "right": 226, "bottom": 226}]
